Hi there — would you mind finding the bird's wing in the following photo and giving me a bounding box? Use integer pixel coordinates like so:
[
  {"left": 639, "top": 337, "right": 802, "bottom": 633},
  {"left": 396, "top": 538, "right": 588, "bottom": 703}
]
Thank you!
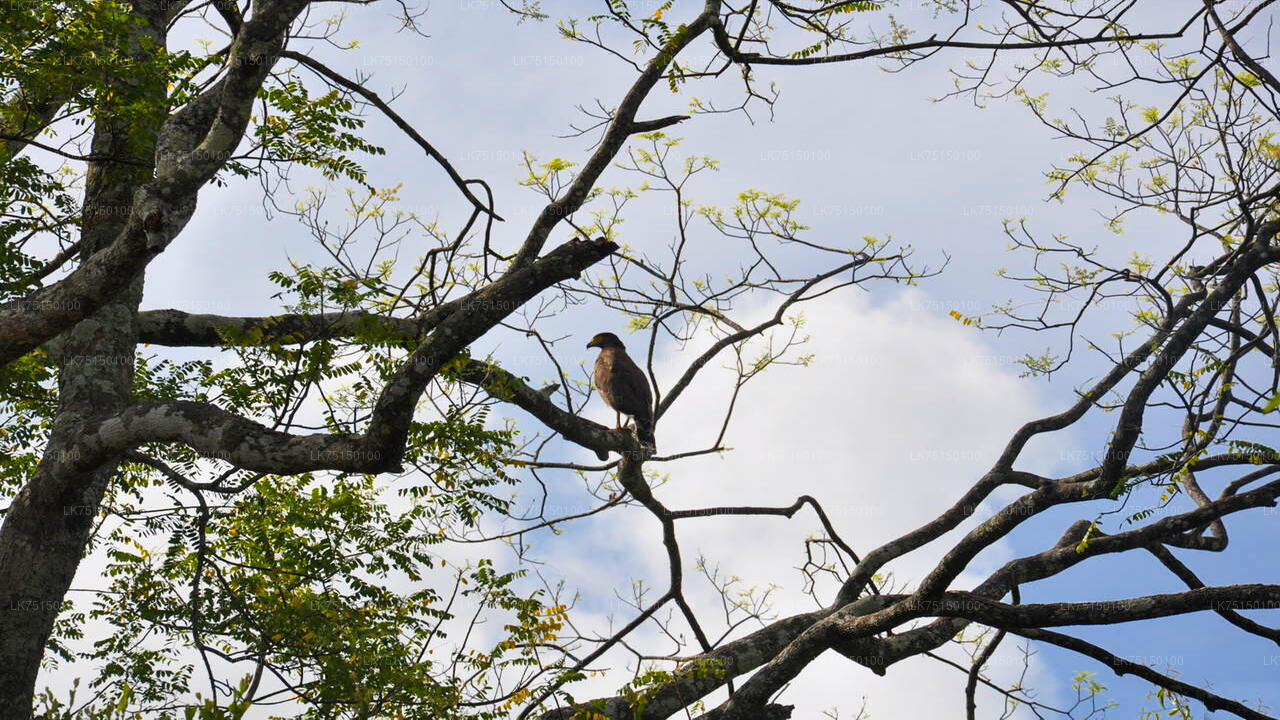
[{"left": 613, "top": 351, "right": 654, "bottom": 419}]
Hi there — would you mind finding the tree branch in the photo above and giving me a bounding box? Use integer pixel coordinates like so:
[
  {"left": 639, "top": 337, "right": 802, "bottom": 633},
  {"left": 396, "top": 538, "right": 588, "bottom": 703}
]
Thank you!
[{"left": 280, "top": 49, "right": 503, "bottom": 221}]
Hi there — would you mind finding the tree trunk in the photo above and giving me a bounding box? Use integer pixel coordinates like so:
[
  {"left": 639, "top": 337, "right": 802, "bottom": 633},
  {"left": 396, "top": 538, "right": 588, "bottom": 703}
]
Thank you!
[{"left": 0, "top": 8, "right": 166, "bottom": 715}]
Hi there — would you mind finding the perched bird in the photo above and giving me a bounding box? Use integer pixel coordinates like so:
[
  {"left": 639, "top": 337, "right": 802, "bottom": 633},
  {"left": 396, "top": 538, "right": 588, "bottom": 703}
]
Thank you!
[{"left": 587, "top": 332, "right": 656, "bottom": 449}]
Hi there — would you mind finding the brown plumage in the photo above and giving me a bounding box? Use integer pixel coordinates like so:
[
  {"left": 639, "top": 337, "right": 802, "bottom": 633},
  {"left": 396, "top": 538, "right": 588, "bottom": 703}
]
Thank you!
[{"left": 587, "top": 332, "right": 655, "bottom": 449}]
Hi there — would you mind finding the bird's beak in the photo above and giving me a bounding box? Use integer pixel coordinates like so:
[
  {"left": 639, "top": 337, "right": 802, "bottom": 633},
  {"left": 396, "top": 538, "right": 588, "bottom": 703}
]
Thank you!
[{"left": 586, "top": 338, "right": 599, "bottom": 349}]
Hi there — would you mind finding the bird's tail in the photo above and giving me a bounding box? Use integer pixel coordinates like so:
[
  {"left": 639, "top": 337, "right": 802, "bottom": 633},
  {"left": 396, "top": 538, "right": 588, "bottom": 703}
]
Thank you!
[{"left": 634, "top": 411, "right": 656, "bottom": 451}]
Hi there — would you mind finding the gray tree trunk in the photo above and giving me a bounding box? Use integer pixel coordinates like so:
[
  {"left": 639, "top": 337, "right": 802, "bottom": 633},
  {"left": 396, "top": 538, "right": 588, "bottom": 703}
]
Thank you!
[{"left": 0, "top": 8, "right": 165, "bottom": 715}]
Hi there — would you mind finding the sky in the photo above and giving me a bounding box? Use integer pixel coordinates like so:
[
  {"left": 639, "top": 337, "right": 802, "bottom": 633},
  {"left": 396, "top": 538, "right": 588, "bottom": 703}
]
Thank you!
[{"left": 40, "top": 0, "right": 1280, "bottom": 718}]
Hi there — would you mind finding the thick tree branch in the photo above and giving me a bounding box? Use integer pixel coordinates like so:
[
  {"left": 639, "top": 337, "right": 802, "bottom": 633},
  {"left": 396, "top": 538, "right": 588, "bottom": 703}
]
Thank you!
[
  {"left": 57, "top": 237, "right": 617, "bottom": 479},
  {"left": 0, "top": 0, "right": 313, "bottom": 367},
  {"left": 363, "top": 236, "right": 617, "bottom": 459},
  {"left": 456, "top": 359, "right": 631, "bottom": 460},
  {"left": 1147, "top": 544, "right": 1280, "bottom": 645},
  {"left": 136, "top": 303, "right": 460, "bottom": 347}
]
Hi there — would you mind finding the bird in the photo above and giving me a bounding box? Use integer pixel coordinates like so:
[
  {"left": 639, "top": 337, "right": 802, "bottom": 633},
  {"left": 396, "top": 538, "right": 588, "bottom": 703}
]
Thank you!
[{"left": 587, "top": 332, "right": 655, "bottom": 449}]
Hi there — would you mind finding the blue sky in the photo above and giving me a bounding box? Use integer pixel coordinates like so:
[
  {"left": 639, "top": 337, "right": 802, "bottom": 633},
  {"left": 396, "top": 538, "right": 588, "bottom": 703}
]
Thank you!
[{"left": 106, "top": 0, "right": 1280, "bottom": 717}]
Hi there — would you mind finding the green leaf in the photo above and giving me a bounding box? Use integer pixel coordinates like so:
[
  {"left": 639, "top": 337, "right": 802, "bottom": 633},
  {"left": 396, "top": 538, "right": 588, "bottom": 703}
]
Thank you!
[{"left": 1263, "top": 393, "right": 1280, "bottom": 414}]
